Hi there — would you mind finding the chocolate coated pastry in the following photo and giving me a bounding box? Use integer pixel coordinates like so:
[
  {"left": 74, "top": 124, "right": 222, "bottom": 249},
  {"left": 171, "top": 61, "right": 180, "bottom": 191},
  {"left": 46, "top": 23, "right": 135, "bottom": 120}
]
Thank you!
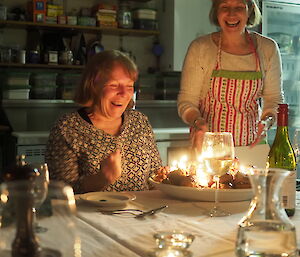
[
  {"left": 168, "top": 169, "right": 186, "bottom": 185},
  {"left": 219, "top": 173, "right": 233, "bottom": 184},
  {"left": 179, "top": 176, "right": 195, "bottom": 187}
]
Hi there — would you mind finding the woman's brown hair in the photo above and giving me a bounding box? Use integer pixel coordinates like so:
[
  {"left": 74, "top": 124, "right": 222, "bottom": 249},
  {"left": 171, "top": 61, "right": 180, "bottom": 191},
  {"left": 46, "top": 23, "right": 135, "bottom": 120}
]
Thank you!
[
  {"left": 209, "top": 0, "right": 262, "bottom": 28},
  {"left": 74, "top": 50, "right": 138, "bottom": 110}
]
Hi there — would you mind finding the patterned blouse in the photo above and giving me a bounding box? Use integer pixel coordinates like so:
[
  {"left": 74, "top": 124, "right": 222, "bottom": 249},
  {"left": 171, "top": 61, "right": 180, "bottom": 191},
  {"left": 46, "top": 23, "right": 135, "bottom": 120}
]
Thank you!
[{"left": 45, "top": 109, "right": 162, "bottom": 193}]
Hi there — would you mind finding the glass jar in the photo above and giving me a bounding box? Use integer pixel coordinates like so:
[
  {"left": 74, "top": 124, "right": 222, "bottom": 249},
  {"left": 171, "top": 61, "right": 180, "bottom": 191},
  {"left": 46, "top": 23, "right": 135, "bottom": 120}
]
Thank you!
[
  {"left": 118, "top": 1, "right": 133, "bottom": 29},
  {"left": 235, "top": 168, "right": 297, "bottom": 257}
]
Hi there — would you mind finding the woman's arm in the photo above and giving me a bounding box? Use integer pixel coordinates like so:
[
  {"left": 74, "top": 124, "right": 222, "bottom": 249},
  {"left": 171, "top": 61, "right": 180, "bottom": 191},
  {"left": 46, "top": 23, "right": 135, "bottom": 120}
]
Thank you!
[
  {"left": 260, "top": 37, "right": 284, "bottom": 118},
  {"left": 177, "top": 36, "right": 215, "bottom": 126},
  {"left": 45, "top": 125, "right": 81, "bottom": 192}
]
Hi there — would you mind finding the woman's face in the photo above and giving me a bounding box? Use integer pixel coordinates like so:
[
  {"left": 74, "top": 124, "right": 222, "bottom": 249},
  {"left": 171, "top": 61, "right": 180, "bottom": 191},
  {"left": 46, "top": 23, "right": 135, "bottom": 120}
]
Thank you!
[
  {"left": 98, "top": 65, "right": 135, "bottom": 120},
  {"left": 217, "top": 0, "right": 250, "bottom": 34}
]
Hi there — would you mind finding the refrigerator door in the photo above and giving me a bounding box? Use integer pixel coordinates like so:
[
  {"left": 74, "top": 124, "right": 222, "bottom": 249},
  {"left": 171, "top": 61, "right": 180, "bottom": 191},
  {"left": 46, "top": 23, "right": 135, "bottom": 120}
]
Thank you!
[{"left": 262, "top": 1, "right": 300, "bottom": 132}]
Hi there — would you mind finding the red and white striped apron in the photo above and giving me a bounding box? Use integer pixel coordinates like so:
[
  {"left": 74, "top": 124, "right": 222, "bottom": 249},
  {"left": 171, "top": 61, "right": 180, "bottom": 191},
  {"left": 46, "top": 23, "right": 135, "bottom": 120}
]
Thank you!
[{"left": 199, "top": 33, "right": 263, "bottom": 146}]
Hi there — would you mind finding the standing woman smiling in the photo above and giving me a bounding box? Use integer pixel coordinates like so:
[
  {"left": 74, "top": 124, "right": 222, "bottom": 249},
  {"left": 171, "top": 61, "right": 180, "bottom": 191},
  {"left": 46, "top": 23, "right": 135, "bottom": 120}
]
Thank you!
[
  {"left": 178, "top": 0, "right": 283, "bottom": 152},
  {"left": 45, "top": 50, "right": 162, "bottom": 193}
]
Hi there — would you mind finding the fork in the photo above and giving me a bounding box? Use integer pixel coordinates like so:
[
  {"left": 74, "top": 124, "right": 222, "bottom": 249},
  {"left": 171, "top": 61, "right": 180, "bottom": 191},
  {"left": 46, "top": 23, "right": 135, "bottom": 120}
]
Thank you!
[{"left": 100, "top": 205, "right": 168, "bottom": 218}]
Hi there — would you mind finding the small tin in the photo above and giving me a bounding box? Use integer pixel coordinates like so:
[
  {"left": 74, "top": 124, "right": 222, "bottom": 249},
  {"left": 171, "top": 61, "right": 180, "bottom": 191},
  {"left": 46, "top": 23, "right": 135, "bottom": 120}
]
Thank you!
[{"left": 44, "top": 51, "right": 58, "bottom": 64}]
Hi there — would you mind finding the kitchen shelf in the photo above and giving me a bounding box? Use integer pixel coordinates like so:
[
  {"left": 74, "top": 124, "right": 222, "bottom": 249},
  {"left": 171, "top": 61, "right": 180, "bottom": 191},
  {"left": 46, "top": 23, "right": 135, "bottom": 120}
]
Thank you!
[
  {"left": 0, "top": 62, "right": 84, "bottom": 69},
  {"left": 0, "top": 20, "right": 159, "bottom": 37}
]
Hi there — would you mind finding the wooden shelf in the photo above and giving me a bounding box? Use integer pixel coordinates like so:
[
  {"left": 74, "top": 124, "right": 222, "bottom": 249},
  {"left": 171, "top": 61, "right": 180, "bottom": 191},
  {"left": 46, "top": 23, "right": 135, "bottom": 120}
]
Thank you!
[
  {"left": 0, "top": 20, "right": 159, "bottom": 37},
  {"left": 0, "top": 62, "right": 84, "bottom": 70}
]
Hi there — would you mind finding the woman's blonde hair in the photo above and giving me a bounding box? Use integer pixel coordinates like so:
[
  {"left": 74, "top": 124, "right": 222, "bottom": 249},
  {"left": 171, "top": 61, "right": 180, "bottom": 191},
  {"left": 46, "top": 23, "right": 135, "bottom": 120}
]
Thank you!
[
  {"left": 209, "top": 0, "right": 262, "bottom": 28},
  {"left": 74, "top": 50, "right": 138, "bottom": 110}
]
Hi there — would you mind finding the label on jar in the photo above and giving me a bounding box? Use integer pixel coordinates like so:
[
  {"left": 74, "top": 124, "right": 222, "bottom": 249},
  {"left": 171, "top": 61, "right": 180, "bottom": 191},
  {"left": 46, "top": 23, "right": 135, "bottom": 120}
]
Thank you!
[{"left": 48, "top": 51, "right": 58, "bottom": 64}]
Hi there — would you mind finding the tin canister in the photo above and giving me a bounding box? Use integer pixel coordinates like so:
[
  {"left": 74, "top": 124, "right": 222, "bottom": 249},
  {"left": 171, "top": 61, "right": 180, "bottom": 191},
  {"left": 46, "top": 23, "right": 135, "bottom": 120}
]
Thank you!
[{"left": 19, "top": 50, "right": 26, "bottom": 64}]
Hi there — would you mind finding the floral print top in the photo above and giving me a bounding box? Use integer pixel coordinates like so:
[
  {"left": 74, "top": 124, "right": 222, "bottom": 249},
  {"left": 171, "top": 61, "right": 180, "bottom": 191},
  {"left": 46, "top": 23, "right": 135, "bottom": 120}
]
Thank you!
[{"left": 45, "top": 109, "right": 162, "bottom": 193}]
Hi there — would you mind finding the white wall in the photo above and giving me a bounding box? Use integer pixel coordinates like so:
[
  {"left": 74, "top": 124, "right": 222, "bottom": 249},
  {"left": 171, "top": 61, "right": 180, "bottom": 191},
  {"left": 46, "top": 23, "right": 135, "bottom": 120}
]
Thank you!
[{"left": 158, "top": 0, "right": 217, "bottom": 71}]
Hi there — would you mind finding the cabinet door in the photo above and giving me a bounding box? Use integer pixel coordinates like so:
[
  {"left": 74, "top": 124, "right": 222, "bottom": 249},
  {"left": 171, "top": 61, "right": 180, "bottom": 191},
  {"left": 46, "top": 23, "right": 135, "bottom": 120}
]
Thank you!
[{"left": 158, "top": 0, "right": 216, "bottom": 71}]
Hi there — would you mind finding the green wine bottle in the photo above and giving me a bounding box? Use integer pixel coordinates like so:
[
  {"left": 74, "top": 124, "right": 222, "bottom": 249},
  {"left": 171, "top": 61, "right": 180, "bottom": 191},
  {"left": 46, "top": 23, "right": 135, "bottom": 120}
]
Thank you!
[{"left": 268, "top": 104, "right": 296, "bottom": 217}]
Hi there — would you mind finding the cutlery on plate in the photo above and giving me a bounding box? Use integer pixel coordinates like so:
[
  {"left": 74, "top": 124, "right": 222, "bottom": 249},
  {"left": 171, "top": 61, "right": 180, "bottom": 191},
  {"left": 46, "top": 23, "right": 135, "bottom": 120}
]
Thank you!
[{"left": 134, "top": 205, "right": 168, "bottom": 219}]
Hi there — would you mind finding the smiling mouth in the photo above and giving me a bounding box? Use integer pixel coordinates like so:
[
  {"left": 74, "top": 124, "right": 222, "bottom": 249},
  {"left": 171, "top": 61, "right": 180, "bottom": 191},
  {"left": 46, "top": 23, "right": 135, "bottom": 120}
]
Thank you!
[
  {"left": 112, "top": 102, "right": 123, "bottom": 107},
  {"left": 225, "top": 21, "right": 240, "bottom": 27}
]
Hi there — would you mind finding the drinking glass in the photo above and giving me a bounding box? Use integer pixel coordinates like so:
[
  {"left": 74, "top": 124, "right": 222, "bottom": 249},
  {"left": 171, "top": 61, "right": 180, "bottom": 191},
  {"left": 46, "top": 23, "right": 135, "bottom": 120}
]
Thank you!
[
  {"left": 293, "top": 128, "right": 300, "bottom": 162},
  {"left": 201, "top": 132, "right": 235, "bottom": 217},
  {"left": 31, "top": 163, "right": 49, "bottom": 233},
  {"left": 151, "top": 231, "right": 195, "bottom": 257},
  {"left": 0, "top": 180, "right": 81, "bottom": 257}
]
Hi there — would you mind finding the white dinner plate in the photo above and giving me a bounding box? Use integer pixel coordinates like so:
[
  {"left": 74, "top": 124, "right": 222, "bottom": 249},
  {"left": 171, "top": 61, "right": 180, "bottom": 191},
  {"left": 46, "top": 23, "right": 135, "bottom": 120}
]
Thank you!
[
  {"left": 149, "top": 178, "right": 253, "bottom": 202},
  {"left": 79, "top": 192, "right": 136, "bottom": 207}
]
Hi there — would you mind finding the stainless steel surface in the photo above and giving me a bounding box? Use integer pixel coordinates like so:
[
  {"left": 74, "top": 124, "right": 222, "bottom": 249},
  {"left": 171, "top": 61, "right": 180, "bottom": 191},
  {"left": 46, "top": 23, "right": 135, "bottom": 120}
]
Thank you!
[
  {"left": 2, "top": 99, "right": 78, "bottom": 132},
  {"left": 136, "top": 100, "right": 188, "bottom": 129}
]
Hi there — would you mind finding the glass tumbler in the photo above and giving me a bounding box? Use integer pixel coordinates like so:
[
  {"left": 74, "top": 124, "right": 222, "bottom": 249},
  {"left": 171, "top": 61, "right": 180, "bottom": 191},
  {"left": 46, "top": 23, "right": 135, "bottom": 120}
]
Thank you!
[
  {"left": 235, "top": 168, "right": 297, "bottom": 257},
  {"left": 0, "top": 180, "right": 81, "bottom": 257}
]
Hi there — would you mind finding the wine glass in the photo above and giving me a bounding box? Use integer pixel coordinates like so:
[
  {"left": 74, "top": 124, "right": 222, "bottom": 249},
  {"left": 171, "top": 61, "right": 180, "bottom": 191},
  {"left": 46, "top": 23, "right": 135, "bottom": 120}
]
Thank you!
[
  {"left": 293, "top": 128, "right": 300, "bottom": 162},
  {"left": 31, "top": 163, "right": 50, "bottom": 233},
  {"left": 201, "top": 132, "right": 235, "bottom": 217}
]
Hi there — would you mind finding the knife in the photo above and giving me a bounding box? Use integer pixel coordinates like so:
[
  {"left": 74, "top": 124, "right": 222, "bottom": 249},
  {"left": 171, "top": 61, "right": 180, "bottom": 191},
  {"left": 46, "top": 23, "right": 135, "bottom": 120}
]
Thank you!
[{"left": 134, "top": 205, "right": 168, "bottom": 219}]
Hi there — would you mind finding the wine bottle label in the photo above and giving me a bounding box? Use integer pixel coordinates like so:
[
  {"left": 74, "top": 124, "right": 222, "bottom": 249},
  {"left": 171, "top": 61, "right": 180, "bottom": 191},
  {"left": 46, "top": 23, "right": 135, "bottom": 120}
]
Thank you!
[{"left": 281, "top": 170, "right": 296, "bottom": 209}]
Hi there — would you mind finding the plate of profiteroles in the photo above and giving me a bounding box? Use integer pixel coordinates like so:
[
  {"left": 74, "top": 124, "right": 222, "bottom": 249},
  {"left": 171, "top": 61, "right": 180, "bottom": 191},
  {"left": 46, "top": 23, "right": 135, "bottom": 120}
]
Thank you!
[{"left": 149, "top": 165, "right": 253, "bottom": 202}]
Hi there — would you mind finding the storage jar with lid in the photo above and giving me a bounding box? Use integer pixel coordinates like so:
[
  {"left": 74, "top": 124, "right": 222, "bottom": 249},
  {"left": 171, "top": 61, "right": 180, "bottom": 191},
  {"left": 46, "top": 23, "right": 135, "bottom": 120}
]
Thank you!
[{"left": 117, "top": 1, "right": 133, "bottom": 29}]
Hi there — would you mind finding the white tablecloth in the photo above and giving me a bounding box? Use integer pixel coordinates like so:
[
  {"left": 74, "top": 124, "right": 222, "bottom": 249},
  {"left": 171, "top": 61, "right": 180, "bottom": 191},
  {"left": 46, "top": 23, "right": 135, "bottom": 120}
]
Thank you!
[{"left": 75, "top": 190, "right": 300, "bottom": 257}]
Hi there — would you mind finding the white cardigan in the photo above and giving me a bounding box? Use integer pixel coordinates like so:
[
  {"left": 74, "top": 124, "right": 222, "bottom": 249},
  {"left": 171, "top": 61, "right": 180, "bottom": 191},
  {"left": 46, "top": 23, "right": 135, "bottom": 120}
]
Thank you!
[{"left": 178, "top": 32, "right": 284, "bottom": 125}]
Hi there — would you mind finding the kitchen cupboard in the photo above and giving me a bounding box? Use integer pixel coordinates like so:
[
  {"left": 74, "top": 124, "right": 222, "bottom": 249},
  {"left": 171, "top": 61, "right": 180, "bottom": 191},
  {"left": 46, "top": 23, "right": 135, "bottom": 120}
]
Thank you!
[{"left": 157, "top": 0, "right": 217, "bottom": 71}]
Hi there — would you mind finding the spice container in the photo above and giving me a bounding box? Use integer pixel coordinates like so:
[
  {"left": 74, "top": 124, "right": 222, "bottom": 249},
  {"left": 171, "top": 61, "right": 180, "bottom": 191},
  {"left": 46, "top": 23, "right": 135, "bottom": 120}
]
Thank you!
[
  {"left": 59, "top": 51, "right": 73, "bottom": 65},
  {"left": 28, "top": 50, "right": 40, "bottom": 64}
]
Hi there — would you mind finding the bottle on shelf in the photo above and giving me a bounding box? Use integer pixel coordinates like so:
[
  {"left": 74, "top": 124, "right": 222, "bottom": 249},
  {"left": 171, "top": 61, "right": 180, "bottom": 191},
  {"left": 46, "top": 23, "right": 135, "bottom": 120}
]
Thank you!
[{"left": 268, "top": 103, "right": 297, "bottom": 217}]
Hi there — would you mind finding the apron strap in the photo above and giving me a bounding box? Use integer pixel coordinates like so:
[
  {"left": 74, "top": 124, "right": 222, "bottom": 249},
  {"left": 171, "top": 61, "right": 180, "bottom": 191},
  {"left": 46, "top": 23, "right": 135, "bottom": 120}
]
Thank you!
[{"left": 215, "top": 30, "right": 260, "bottom": 72}]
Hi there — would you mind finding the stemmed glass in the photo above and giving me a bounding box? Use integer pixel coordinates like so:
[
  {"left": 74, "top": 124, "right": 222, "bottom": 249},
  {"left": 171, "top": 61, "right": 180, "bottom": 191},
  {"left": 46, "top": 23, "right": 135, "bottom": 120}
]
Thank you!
[
  {"left": 31, "top": 163, "right": 50, "bottom": 233},
  {"left": 201, "top": 132, "right": 235, "bottom": 217},
  {"left": 293, "top": 128, "right": 300, "bottom": 162}
]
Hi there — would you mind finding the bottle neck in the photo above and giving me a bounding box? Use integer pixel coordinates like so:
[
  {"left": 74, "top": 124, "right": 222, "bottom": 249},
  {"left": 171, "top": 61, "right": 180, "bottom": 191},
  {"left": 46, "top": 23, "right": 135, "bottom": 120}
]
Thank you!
[{"left": 277, "top": 110, "right": 288, "bottom": 126}]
